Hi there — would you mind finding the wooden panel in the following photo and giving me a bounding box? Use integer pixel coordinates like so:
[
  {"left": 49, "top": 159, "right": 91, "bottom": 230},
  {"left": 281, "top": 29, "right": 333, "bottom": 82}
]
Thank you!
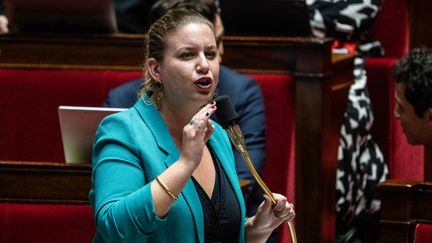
[
  {"left": 379, "top": 180, "right": 432, "bottom": 243},
  {"left": 294, "top": 52, "right": 354, "bottom": 243},
  {"left": 0, "top": 33, "right": 333, "bottom": 72},
  {"left": 223, "top": 36, "right": 333, "bottom": 74},
  {"left": 0, "top": 161, "right": 91, "bottom": 204},
  {"left": 380, "top": 220, "right": 415, "bottom": 243},
  {"left": 0, "top": 33, "right": 145, "bottom": 70}
]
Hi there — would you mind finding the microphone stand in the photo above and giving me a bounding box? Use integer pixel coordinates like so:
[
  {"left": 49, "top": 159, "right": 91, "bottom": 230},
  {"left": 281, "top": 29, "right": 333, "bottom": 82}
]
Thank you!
[{"left": 225, "top": 125, "right": 297, "bottom": 243}]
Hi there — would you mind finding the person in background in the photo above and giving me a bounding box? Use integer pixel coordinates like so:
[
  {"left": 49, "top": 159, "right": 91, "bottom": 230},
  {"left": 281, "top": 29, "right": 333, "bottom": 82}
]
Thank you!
[
  {"left": 392, "top": 48, "right": 432, "bottom": 146},
  {"left": 105, "top": 0, "right": 267, "bottom": 222},
  {"left": 112, "top": 0, "right": 156, "bottom": 33},
  {"left": 90, "top": 8, "right": 294, "bottom": 242},
  {"left": 0, "top": 0, "right": 9, "bottom": 33}
]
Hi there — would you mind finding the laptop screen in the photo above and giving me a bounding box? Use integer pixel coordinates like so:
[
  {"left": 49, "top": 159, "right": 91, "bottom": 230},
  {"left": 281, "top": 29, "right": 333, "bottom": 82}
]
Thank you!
[
  {"left": 5, "top": 0, "right": 117, "bottom": 33},
  {"left": 58, "top": 106, "right": 125, "bottom": 164},
  {"left": 219, "top": 0, "right": 311, "bottom": 37}
]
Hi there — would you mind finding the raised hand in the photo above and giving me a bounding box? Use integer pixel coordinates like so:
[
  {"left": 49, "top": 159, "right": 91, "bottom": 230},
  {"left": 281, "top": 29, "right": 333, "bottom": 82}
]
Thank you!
[{"left": 180, "top": 101, "right": 216, "bottom": 168}]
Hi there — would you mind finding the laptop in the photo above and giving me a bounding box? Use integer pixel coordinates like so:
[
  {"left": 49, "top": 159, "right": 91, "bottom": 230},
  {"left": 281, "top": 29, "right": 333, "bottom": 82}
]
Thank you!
[
  {"left": 219, "top": 0, "right": 311, "bottom": 37},
  {"left": 58, "top": 106, "right": 126, "bottom": 164},
  {"left": 4, "top": 0, "right": 117, "bottom": 33}
]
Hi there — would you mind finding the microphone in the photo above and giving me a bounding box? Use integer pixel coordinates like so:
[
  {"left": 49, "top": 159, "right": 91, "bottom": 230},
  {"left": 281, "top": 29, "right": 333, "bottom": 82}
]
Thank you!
[
  {"left": 214, "top": 95, "right": 247, "bottom": 154},
  {"left": 215, "top": 95, "right": 297, "bottom": 243}
]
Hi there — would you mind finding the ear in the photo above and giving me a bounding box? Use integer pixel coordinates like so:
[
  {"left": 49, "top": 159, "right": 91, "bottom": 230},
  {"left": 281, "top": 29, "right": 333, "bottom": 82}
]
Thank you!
[{"left": 147, "top": 58, "right": 161, "bottom": 81}]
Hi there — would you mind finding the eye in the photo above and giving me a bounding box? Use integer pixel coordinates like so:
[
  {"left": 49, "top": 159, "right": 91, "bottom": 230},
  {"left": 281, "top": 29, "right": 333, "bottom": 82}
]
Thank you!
[
  {"left": 205, "top": 51, "right": 217, "bottom": 59},
  {"left": 180, "top": 52, "right": 193, "bottom": 59}
]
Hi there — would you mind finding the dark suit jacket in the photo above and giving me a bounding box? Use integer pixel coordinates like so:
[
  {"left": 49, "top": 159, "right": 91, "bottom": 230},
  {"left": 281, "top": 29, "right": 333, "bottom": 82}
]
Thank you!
[
  {"left": 112, "top": 0, "right": 156, "bottom": 33},
  {"left": 105, "top": 65, "right": 266, "bottom": 212}
]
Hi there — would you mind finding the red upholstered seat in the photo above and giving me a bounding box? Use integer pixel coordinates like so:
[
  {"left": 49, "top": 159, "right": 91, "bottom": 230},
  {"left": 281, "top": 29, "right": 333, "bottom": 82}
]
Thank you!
[
  {"left": 414, "top": 224, "right": 432, "bottom": 243},
  {"left": 249, "top": 73, "right": 295, "bottom": 202},
  {"left": 365, "top": 0, "right": 425, "bottom": 180},
  {"left": 249, "top": 73, "right": 295, "bottom": 243},
  {"left": 0, "top": 69, "right": 142, "bottom": 162},
  {"left": 0, "top": 203, "right": 94, "bottom": 243},
  {"left": 369, "top": 0, "right": 409, "bottom": 59}
]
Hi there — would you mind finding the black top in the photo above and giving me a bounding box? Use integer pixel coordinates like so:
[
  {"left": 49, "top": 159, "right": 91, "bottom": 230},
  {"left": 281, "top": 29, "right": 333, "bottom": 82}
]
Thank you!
[{"left": 192, "top": 148, "right": 241, "bottom": 242}]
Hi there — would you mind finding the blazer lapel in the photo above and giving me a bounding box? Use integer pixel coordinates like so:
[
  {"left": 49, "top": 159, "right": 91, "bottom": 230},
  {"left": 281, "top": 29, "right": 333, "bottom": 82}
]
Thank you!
[
  {"left": 134, "top": 98, "right": 179, "bottom": 161},
  {"left": 134, "top": 98, "right": 204, "bottom": 243}
]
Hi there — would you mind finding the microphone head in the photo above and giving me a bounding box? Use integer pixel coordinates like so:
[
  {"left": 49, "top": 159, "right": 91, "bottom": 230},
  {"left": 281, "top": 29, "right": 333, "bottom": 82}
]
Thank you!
[{"left": 215, "top": 95, "right": 239, "bottom": 129}]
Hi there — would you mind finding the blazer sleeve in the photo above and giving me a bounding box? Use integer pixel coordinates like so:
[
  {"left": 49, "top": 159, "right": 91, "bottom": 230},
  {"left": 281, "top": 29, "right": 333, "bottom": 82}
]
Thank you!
[{"left": 90, "top": 112, "right": 167, "bottom": 242}]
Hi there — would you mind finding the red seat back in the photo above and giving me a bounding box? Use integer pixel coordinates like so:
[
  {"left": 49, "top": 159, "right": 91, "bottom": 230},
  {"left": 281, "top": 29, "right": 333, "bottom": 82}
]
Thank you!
[
  {"left": 0, "top": 69, "right": 141, "bottom": 162},
  {"left": 0, "top": 203, "right": 94, "bottom": 243},
  {"left": 414, "top": 223, "right": 432, "bottom": 243},
  {"left": 249, "top": 73, "right": 295, "bottom": 243},
  {"left": 370, "top": 0, "right": 409, "bottom": 58}
]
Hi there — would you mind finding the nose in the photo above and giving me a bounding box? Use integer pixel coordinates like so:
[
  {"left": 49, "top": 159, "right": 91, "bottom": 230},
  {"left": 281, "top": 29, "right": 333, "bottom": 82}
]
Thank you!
[{"left": 196, "top": 53, "right": 209, "bottom": 73}]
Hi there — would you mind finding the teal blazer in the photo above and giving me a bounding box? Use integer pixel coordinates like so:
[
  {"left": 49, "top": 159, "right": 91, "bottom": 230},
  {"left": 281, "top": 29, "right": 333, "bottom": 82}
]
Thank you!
[{"left": 89, "top": 98, "right": 247, "bottom": 243}]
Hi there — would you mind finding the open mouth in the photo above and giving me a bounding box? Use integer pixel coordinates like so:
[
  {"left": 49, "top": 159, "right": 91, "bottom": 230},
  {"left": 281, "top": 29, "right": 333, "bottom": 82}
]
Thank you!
[{"left": 194, "top": 77, "right": 212, "bottom": 90}]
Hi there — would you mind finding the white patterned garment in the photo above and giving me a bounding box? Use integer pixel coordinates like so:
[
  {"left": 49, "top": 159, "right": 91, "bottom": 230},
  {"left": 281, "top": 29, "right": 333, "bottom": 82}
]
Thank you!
[
  {"left": 335, "top": 57, "right": 389, "bottom": 242},
  {"left": 307, "top": 0, "right": 384, "bottom": 56},
  {"left": 306, "top": 2, "right": 388, "bottom": 241},
  {"left": 307, "top": 0, "right": 381, "bottom": 38}
]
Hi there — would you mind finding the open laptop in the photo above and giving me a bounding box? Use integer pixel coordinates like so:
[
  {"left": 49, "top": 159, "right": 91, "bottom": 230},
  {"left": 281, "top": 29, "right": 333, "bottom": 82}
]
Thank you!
[
  {"left": 219, "top": 0, "right": 311, "bottom": 37},
  {"left": 58, "top": 106, "right": 126, "bottom": 164},
  {"left": 4, "top": 0, "right": 117, "bottom": 33}
]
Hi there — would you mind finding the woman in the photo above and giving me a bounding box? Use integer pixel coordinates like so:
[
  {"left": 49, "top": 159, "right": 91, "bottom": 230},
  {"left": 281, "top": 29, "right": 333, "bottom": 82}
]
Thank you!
[{"left": 89, "top": 9, "right": 294, "bottom": 243}]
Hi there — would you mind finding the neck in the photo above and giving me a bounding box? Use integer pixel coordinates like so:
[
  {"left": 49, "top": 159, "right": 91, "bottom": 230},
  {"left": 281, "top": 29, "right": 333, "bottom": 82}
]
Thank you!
[{"left": 159, "top": 101, "right": 199, "bottom": 146}]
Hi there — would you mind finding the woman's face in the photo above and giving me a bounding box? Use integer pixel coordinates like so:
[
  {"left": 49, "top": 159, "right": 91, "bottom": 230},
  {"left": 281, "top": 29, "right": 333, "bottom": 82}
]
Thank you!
[{"left": 152, "top": 22, "right": 219, "bottom": 109}]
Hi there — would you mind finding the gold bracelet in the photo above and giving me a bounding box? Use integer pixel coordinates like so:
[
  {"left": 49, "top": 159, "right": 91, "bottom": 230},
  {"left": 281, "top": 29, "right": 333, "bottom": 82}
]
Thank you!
[{"left": 155, "top": 176, "right": 178, "bottom": 201}]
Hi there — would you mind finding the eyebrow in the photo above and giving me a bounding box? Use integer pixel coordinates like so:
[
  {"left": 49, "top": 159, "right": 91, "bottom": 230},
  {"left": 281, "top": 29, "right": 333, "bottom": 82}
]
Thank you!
[{"left": 176, "top": 45, "right": 217, "bottom": 52}]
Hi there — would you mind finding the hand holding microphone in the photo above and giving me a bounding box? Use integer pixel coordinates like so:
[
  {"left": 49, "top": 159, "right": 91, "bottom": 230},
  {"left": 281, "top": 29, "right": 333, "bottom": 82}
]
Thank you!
[{"left": 215, "top": 95, "right": 297, "bottom": 243}]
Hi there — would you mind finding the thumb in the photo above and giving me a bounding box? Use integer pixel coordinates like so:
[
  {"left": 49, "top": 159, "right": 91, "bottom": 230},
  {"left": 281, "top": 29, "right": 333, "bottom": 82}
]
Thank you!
[{"left": 261, "top": 194, "right": 274, "bottom": 212}]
